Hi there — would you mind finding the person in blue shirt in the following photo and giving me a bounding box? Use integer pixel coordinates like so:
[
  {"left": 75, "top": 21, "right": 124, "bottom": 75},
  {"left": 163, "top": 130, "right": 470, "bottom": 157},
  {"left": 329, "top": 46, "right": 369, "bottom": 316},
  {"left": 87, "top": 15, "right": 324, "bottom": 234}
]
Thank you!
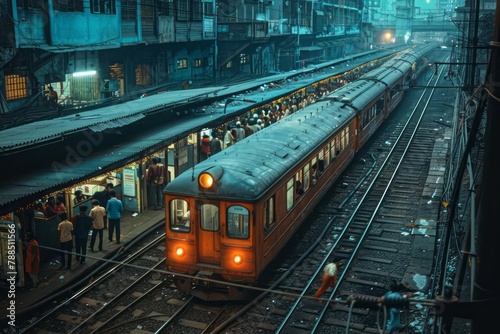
[{"left": 106, "top": 190, "right": 123, "bottom": 244}]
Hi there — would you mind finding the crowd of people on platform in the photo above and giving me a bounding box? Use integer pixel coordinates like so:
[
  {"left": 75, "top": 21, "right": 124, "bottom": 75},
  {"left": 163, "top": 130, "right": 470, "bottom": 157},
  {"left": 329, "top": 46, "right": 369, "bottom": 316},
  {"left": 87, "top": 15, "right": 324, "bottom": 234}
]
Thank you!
[
  {"left": 200, "top": 90, "right": 323, "bottom": 159},
  {"left": 25, "top": 183, "right": 123, "bottom": 287}
]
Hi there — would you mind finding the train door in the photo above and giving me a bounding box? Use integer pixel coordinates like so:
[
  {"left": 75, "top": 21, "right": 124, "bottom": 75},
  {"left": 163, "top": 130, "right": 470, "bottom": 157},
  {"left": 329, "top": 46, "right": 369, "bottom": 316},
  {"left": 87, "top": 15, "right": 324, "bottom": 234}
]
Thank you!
[{"left": 196, "top": 200, "right": 221, "bottom": 264}]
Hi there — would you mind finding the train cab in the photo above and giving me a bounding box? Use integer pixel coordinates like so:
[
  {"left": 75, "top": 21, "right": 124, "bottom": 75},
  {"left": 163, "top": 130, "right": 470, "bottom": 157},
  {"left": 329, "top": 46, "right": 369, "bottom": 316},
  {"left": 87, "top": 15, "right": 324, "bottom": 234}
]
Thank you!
[{"left": 165, "top": 166, "right": 257, "bottom": 300}]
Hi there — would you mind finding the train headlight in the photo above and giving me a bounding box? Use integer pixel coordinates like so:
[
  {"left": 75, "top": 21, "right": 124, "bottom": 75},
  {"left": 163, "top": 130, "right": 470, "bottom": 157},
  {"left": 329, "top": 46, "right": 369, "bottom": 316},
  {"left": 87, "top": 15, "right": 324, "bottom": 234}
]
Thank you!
[
  {"left": 198, "top": 166, "right": 224, "bottom": 193},
  {"left": 199, "top": 173, "right": 214, "bottom": 188},
  {"left": 176, "top": 247, "right": 185, "bottom": 257},
  {"left": 233, "top": 255, "right": 243, "bottom": 265}
]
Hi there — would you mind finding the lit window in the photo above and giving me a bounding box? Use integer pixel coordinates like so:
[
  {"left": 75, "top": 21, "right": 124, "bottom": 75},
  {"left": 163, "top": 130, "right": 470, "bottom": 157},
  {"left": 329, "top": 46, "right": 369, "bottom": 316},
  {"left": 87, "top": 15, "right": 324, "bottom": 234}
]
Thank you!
[
  {"left": 5, "top": 75, "right": 27, "bottom": 101},
  {"left": 135, "top": 64, "right": 152, "bottom": 85},
  {"left": 177, "top": 58, "right": 188, "bottom": 69},
  {"left": 194, "top": 59, "right": 202, "bottom": 67},
  {"left": 226, "top": 61, "right": 233, "bottom": 68},
  {"left": 91, "top": 0, "right": 116, "bottom": 14}
]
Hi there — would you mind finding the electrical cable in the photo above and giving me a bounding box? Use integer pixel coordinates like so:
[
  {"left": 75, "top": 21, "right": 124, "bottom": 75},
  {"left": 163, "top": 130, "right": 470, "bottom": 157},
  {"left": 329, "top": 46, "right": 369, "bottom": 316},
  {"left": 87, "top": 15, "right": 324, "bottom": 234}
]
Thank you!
[{"left": 345, "top": 299, "right": 355, "bottom": 334}]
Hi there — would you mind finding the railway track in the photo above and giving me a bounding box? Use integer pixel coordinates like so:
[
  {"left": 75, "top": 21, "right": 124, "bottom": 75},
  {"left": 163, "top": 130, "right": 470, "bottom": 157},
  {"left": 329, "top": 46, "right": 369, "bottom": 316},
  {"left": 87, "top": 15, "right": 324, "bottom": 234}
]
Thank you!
[
  {"left": 208, "top": 55, "right": 450, "bottom": 333},
  {"left": 20, "top": 226, "right": 181, "bottom": 333}
]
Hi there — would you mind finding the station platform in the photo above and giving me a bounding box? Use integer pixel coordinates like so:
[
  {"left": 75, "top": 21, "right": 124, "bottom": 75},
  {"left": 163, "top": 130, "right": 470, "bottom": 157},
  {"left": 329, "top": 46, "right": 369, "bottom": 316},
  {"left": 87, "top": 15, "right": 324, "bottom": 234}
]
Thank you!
[{"left": 1, "top": 208, "right": 165, "bottom": 323}]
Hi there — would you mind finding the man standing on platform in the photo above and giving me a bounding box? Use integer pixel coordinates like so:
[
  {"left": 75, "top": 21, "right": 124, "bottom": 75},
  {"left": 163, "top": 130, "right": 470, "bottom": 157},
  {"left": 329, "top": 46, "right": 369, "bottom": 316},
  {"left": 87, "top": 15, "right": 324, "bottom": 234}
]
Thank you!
[
  {"left": 73, "top": 206, "right": 93, "bottom": 264},
  {"left": 106, "top": 190, "right": 123, "bottom": 244},
  {"left": 57, "top": 212, "right": 73, "bottom": 270},
  {"left": 92, "top": 183, "right": 113, "bottom": 229},
  {"left": 89, "top": 200, "right": 106, "bottom": 251}
]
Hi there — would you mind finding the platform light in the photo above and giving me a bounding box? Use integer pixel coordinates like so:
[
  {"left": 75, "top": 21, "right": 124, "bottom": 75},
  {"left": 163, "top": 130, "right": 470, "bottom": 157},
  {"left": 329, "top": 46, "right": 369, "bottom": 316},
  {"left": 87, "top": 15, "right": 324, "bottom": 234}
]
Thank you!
[{"left": 73, "top": 70, "right": 97, "bottom": 77}]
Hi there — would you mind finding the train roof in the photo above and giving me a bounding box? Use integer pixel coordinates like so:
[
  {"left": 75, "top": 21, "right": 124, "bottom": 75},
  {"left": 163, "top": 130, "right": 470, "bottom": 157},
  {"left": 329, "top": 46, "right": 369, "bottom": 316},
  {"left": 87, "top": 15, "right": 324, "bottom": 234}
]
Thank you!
[
  {"left": 165, "top": 98, "right": 356, "bottom": 201},
  {"left": 164, "top": 44, "right": 436, "bottom": 201}
]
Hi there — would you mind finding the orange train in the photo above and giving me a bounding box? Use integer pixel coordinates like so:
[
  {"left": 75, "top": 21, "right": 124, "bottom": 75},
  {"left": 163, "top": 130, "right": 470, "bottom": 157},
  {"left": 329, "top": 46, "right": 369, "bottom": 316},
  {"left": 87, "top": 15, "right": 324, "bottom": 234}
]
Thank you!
[{"left": 164, "top": 44, "right": 436, "bottom": 300}]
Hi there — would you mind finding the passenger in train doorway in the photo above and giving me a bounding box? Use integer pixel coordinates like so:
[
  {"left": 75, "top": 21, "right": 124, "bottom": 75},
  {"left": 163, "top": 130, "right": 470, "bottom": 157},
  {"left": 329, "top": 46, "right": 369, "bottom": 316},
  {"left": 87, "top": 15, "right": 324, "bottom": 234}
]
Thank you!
[
  {"left": 200, "top": 134, "right": 211, "bottom": 161},
  {"left": 72, "top": 205, "right": 93, "bottom": 264},
  {"left": 106, "top": 190, "right": 123, "bottom": 244},
  {"left": 89, "top": 200, "right": 106, "bottom": 251},
  {"left": 146, "top": 157, "right": 166, "bottom": 210}
]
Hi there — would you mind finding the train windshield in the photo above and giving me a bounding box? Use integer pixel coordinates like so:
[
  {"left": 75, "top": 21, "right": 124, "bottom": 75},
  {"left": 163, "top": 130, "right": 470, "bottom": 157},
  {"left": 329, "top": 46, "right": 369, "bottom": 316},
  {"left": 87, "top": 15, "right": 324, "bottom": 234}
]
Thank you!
[
  {"left": 227, "top": 205, "right": 249, "bottom": 239},
  {"left": 200, "top": 204, "right": 219, "bottom": 231},
  {"left": 169, "top": 199, "right": 190, "bottom": 232}
]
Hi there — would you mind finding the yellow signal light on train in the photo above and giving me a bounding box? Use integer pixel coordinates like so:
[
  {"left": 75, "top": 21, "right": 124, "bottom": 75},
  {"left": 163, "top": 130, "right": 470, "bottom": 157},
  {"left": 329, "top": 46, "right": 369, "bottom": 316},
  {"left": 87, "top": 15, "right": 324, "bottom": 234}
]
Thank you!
[
  {"left": 198, "top": 166, "right": 224, "bottom": 192},
  {"left": 176, "top": 247, "right": 185, "bottom": 257},
  {"left": 199, "top": 173, "right": 214, "bottom": 189},
  {"left": 233, "top": 255, "right": 243, "bottom": 264}
]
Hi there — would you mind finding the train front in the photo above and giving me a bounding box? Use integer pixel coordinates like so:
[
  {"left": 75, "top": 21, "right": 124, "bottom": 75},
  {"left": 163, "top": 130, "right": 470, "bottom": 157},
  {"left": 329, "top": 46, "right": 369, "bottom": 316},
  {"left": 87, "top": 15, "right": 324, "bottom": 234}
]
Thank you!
[{"left": 164, "top": 165, "right": 258, "bottom": 301}]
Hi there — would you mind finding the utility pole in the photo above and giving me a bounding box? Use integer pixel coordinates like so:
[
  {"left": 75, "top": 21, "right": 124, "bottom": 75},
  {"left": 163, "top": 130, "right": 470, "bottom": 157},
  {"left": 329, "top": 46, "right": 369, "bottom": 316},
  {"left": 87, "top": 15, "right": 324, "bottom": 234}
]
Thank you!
[
  {"left": 213, "top": 3, "right": 218, "bottom": 83},
  {"left": 296, "top": 4, "right": 301, "bottom": 69},
  {"left": 472, "top": 2, "right": 500, "bottom": 333}
]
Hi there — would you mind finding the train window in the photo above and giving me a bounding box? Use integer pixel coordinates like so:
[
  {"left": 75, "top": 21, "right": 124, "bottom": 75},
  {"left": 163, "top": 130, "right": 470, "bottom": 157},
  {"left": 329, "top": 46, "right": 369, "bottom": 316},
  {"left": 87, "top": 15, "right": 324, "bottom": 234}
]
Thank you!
[
  {"left": 344, "top": 127, "right": 350, "bottom": 147},
  {"left": 330, "top": 139, "right": 336, "bottom": 158},
  {"left": 324, "top": 145, "right": 330, "bottom": 167},
  {"left": 227, "top": 205, "right": 249, "bottom": 239},
  {"left": 169, "top": 199, "right": 190, "bottom": 232},
  {"left": 311, "top": 157, "right": 318, "bottom": 183},
  {"left": 264, "top": 196, "right": 275, "bottom": 234},
  {"left": 376, "top": 97, "right": 384, "bottom": 114},
  {"left": 286, "top": 178, "right": 294, "bottom": 211},
  {"left": 200, "top": 204, "right": 219, "bottom": 231},
  {"left": 303, "top": 163, "right": 310, "bottom": 191}
]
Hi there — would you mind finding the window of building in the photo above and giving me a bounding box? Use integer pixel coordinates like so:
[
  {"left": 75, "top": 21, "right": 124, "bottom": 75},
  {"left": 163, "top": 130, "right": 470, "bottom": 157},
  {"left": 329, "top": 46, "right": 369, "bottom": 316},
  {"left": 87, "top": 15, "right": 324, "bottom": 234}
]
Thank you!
[
  {"left": 176, "top": 0, "right": 189, "bottom": 20},
  {"left": 227, "top": 205, "right": 249, "bottom": 239},
  {"left": 54, "top": 0, "right": 84, "bottom": 12},
  {"left": 194, "top": 59, "right": 202, "bottom": 67},
  {"left": 192, "top": 0, "right": 203, "bottom": 20},
  {"left": 17, "top": 0, "right": 42, "bottom": 9},
  {"left": 158, "top": 0, "right": 173, "bottom": 16},
  {"left": 121, "top": 0, "right": 137, "bottom": 20},
  {"left": 169, "top": 199, "right": 190, "bottom": 232},
  {"left": 226, "top": 61, "right": 233, "bottom": 68},
  {"left": 204, "top": 1, "right": 214, "bottom": 15},
  {"left": 200, "top": 203, "right": 219, "bottom": 231},
  {"left": 177, "top": 58, "right": 188, "bottom": 69},
  {"left": 5, "top": 74, "right": 28, "bottom": 101},
  {"left": 240, "top": 54, "right": 247, "bottom": 64},
  {"left": 91, "top": 0, "right": 116, "bottom": 14},
  {"left": 135, "top": 64, "right": 152, "bottom": 85},
  {"left": 264, "top": 196, "right": 275, "bottom": 234}
]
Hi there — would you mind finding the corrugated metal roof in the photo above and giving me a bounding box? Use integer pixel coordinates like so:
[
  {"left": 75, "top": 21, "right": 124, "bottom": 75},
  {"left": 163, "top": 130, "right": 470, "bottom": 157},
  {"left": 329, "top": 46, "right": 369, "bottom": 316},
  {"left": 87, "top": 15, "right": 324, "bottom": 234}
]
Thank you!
[
  {"left": 0, "top": 47, "right": 407, "bottom": 215},
  {"left": 0, "top": 87, "right": 225, "bottom": 153}
]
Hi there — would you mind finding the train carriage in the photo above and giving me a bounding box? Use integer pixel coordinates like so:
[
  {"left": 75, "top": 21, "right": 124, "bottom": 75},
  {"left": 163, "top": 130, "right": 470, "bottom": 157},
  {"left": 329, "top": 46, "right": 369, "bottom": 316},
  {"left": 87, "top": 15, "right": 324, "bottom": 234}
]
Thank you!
[{"left": 164, "top": 44, "right": 435, "bottom": 301}]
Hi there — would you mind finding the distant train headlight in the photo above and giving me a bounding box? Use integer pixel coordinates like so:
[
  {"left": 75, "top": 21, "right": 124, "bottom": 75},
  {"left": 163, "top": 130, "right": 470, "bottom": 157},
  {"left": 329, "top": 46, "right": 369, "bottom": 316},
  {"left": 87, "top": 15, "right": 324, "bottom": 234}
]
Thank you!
[
  {"left": 233, "top": 255, "right": 243, "bottom": 264},
  {"left": 176, "top": 247, "right": 185, "bottom": 257}
]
